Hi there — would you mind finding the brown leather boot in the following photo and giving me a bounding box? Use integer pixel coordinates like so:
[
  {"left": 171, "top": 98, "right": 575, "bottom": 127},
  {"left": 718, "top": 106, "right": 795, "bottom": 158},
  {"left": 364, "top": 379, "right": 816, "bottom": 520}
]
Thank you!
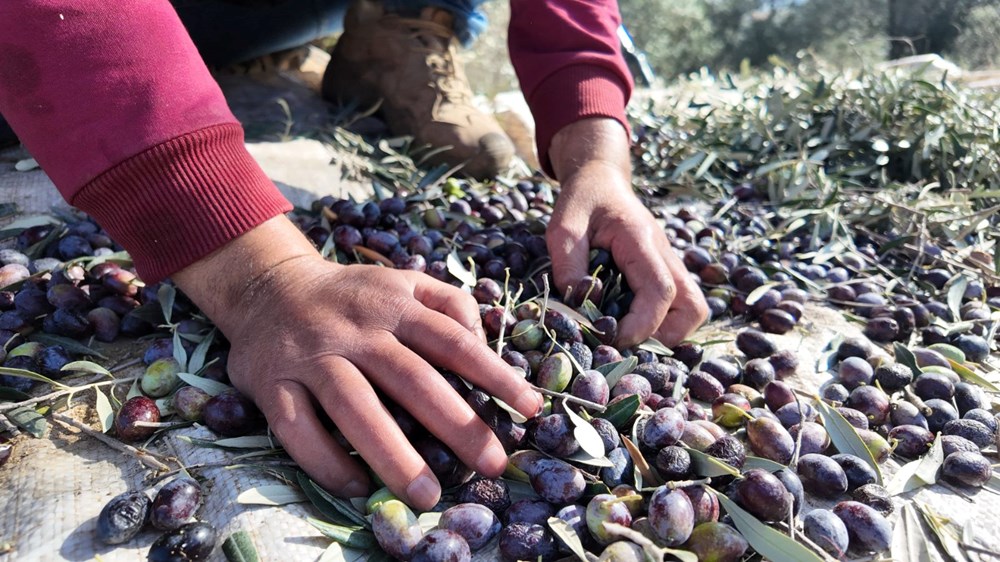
[{"left": 322, "top": 0, "right": 514, "bottom": 179}]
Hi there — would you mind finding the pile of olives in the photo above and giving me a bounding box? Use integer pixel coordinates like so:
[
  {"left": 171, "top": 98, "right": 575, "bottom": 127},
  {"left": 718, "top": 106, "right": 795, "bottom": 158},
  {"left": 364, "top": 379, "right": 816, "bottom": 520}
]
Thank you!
[{"left": 3, "top": 171, "right": 998, "bottom": 561}]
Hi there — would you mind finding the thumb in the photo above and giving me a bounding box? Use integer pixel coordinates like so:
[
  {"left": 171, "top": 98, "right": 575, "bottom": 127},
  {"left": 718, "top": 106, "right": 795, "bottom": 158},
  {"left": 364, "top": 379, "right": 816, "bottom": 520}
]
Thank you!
[{"left": 547, "top": 216, "right": 591, "bottom": 300}]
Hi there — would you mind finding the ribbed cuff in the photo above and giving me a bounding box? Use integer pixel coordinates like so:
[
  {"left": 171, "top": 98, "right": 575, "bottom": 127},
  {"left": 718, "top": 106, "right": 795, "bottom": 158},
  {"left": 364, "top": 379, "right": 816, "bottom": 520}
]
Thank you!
[
  {"left": 528, "top": 64, "right": 631, "bottom": 178},
  {"left": 72, "top": 123, "right": 292, "bottom": 283}
]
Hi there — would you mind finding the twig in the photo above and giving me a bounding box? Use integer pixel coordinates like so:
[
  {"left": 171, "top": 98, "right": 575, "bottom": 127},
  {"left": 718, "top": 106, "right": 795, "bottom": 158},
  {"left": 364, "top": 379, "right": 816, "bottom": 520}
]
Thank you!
[
  {"left": 531, "top": 385, "right": 607, "bottom": 413},
  {"left": 0, "top": 414, "right": 21, "bottom": 437},
  {"left": 50, "top": 412, "right": 173, "bottom": 472},
  {"left": 107, "top": 357, "right": 143, "bottom": 373},
  {"left": 0, "top": 375, "right": 141, "bottom": 414}
]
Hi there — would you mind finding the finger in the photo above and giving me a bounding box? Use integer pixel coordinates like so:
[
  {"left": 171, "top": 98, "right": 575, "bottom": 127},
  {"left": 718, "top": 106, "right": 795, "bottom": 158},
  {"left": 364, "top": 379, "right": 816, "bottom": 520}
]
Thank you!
[
  {"left": 654, "top": 245, "right": 710, "bottom": 346},
  {"left": 308, "top": 356, "right": 441, "bottom": 511},
  {"left": 411, "top": 275, "right": 487, "bottom": 341},
  {"left": 356, "top": 334, "right": 511, "bottom": 478},
  {"left": 612, "top": 232, "right": 676, "bottom": 347},
  {"left": 258, "top": 380, "right": 370, "bottom": 497},
  {"left": 547, "top": 212, "right": 592, "bottom": 298},
  {"left": 397, "top": 307, "right": 542, "bottom": 419}
]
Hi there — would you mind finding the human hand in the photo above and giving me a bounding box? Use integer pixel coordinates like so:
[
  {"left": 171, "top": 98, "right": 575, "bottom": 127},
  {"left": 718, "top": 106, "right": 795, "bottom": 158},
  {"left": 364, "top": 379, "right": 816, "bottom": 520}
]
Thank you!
[
  {"left": 174, "top": 216, "right": 542, "bottom": 510},
  {"left": 546, "top": 118, "right": 709, "bottom": 347}
]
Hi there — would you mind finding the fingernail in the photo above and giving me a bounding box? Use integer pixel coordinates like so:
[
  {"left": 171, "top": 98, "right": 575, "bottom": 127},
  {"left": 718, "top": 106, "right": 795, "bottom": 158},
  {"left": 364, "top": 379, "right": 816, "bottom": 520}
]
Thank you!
[
  {"left": 406, "top": 474, "right": 440, "bottom": 509},
  {"left": 343, "top": 479, "right": 369, "bottom": 498},
  {"left": 516, "top": 387, "right": 544, "bottom": 417}
]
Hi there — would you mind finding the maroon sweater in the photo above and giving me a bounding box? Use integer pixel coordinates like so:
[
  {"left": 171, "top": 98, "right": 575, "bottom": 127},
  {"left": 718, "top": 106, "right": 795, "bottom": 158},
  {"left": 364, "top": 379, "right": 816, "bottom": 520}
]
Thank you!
[{"left": 0, "top": 1, "right": 632, "bottom": 282}]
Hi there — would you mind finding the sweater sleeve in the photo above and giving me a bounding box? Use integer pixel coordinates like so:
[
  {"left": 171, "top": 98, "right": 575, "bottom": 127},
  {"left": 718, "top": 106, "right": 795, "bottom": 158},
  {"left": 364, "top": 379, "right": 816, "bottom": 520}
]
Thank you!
[
  {"left": 507, "top": 0, "right": 633, "bottom": 178},
  {"left": 0, "top": 1, "right": 292, "bottom": 283}
]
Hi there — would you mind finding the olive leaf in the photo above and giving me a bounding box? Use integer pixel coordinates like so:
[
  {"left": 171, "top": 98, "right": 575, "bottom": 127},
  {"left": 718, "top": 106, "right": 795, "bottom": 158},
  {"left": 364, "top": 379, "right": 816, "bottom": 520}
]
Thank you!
[
  {"left": 891, "top": 503, "right": 933, "bottom": 562},
  {"left": 813, "top": 397, "right": 883, "bottom": 485},
  {"left": 298, "top": 473, "right": 370, "bottom": 529},
  {"left": 0, "top": 366, "right": 70, "bottom": 390},
  {"left": 61, "top": 360, "right": 112, "bottom": 378},
  {"left": 446, "top": 251, "right": 476, "bottom": 288},
  {"left": 172, "top": 330, "right": 188, "bottom": 372},
  {"left": 29, "top": 333, "right": 107, "bottom": 359},
  {"left": 621, "top": 435, "right": 662, "bottom": 487},
  {"left": 222, "top": 531, "right": 260, "bottom": 562},
  {"left": 893, "top": 343, "right": 923, "bottom": 379},
  {"left": 125, "top": 379, "right": 143, "bottom": 400},
  {"left": 317, "top": 542, "right": 369, "bottom": 562},
  {"left": 597, "top": 394, "right": 641, "bottom": 430},
  {"left": 187, "top": 328, "right": 216, "bottom": 375},
  {"left": 913, "top": 433, "right": 944, "bottom": 484},
  {"left": 564, "top": 449, "right": 614, "bottom": 467},
  {"left": 914, "top": 501, "right": 974, "bottom": 562},
  {"left": 417, "top": 512, "right": 441, "bottom": 533},
  {"left": 746, "top": 282, "right": 779, "bottom": 305},
  {"left": 94, "top": 387, "right": 114, "bottom": 433},
  {"left": 493, "top": 397, "right": 528, "bottom": 424},
  {"left": 685, "top": 447, "right": 741, "bottom": 477},
  {"left": 601, "top": 356, "right": 638, "bottom": 389},
  {"left": 546, "top": 300, "right": 597, "bottom": 331},
  {"left": 637, "top": 337, "right": 673, "bottom": 356},
  {"left": 743, "top": 455, "right": 785, "bottom": 472},
  {"left": 547, "top": 517, "right": 590, "bottom": 562},
  {"left": 9, "top": 406, "right": 47, "bottom": 437},
  {"left": 0, "top": 386, "right": 30, "bottom": 402},
  {"left": 158, "top": 284, "right": 176, "bottom": 325},
  {"left": 236, "top": 485, "right": 308, "bottom": 506},
  {"left": 563, "top": 398, "right": 607, "bottom": 458},
  {"left": 711, "top": 490, "right": 826, "bottom": 562},
  {"left": 176, "top": 372, "right": 231, "bottom": 397},
  {"left": 946, "top": 274, "right": 968, "bottom": 324},
  {"left": 179, "top": 435, "right": 276, "bottom": 450},
  {"left": 307, "top": 518, "right": 377, "bottom": 549},
  {"left": 947, "top": 359, "right": 1000, "bottom": 391}
]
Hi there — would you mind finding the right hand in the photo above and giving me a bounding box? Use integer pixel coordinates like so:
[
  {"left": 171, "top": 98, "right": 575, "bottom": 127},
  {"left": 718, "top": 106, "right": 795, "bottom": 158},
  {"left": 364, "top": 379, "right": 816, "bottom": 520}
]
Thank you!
[{"left": 174, "top": 216, "right": 542, "bottom": 510}]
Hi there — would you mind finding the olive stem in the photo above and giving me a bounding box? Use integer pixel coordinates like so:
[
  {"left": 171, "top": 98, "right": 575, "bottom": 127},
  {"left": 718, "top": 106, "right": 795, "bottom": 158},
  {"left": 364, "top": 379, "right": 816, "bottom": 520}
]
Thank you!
[
  {"left": 132, "top": 421, "right": 187, "bottom": 429},
  {"left": 902, "top": 386, "right": 933, "bottom": 416},
  {"left": 0, "top": 414, "right": 21, "bottom": 438},
  {"left": 665, "top": 477, "right": 712, "bottom": 489},
  {"left": 530, "top": 385, "right": 607, "bottom": 413},
  {"left": 51, "top": 412, "right": 173, "bottom": 472},
  {"left": 0, "top": 374, "right": 143, "bottom": 414}
]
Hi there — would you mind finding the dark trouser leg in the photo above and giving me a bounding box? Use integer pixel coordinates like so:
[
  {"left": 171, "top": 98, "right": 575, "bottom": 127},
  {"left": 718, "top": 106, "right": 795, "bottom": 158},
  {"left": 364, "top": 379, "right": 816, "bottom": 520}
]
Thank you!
[{"left": 169, "top": 0, "right": 352, "bottom": 67}]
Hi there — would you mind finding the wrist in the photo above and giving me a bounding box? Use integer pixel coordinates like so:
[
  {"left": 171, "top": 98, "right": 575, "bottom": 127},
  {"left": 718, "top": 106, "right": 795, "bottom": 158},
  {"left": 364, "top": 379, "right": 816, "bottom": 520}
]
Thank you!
[
  {"left": 549, "top": 117, "right": 631, "bottom": 182},
  {"left": 173, "top": 215, "right": 328, "bottom": 335}
]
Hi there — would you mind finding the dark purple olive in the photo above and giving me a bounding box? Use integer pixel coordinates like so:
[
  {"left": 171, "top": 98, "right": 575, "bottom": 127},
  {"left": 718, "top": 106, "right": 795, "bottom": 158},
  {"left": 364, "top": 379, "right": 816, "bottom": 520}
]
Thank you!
[
  {"left": 942, "top": 419, "right": 994, "bottom": 449},
  {"left": 797, "top": 454, "right": 848, "bottom": 499},
  {"left": 941, "top": 451, "right": 992, "bottom": 487},
  {"left": 845, "top": 386, "right": 890, "bottom": 425},
  {"left": 411, "top": 529, "right": 471, "bottom": 562},
  {"left": 96, "top": 491, "right": 151, "bottom": 545},
  {"left": 202, "top": 391, "right": 264, "bottom": 438},
  {"left": 831, "top": 454, "right": 878, "bottom": 491},
  {"left": 851, "top": 484, "right": 893, "bottom": 517},
  {"left": 873, "top": 363, "right": 912, "bottom": 393},
  {"left": 833, "top": 501, "right": 892, "bottom": 553},
  {"left": 147, "top": 521, "right": 217, "bottom": 562},
  {"left": 888, "top": 425, "right": 934, "bottom": 458},
  {"left": 115, "top": 396, "right": 160, "bottom": 442},
  {"left": 151, "top": 477, "right": 202, "bottom": 531},
  {"left": 760, "top": 309, "right": 796, "bottom": 334},
  {"left": 838, "top": 357, "right": 873, "bottom": 390},
  {"left": 733, "top": 469, "right": 793, "bottom": 523},
  {"left": 736, "top": 328, "right": 776, "bottom": 359}
]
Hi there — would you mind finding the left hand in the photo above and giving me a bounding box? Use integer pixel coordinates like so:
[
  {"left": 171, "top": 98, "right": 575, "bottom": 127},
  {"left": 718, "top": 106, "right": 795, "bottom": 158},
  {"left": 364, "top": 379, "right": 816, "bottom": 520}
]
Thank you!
[{"left": 546, "top": 118, "right": 709, "bottom": 347}]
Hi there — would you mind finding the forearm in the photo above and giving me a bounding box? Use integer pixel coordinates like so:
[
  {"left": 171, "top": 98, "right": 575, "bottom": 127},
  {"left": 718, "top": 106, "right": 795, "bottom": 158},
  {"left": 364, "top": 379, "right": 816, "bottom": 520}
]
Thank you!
[
  {"left": 508, "top": 0, "right": 633, "bottom": 176},
  {"left": 0, "top": 1, "right": 291, "bottom": 282}
]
